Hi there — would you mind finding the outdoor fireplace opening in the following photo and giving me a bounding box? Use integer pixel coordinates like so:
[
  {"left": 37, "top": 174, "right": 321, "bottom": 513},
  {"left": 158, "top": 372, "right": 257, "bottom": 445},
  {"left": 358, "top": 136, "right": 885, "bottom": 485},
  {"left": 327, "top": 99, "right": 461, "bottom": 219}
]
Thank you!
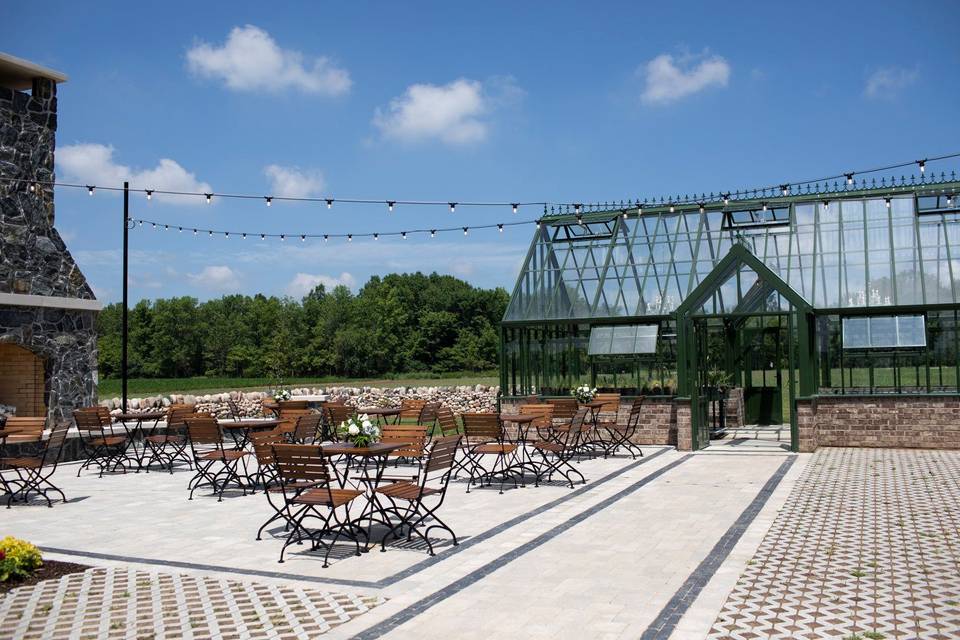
[{"left": 0, "top": 343, "right": 47, "bottom": 418}]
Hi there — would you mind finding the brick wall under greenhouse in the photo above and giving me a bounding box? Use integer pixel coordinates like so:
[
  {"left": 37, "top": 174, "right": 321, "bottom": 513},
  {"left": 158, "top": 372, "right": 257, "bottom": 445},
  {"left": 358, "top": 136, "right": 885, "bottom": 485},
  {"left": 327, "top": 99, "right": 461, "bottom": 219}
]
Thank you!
[{"left": 797, "top": 396, "right": 960, "bottom": 451}]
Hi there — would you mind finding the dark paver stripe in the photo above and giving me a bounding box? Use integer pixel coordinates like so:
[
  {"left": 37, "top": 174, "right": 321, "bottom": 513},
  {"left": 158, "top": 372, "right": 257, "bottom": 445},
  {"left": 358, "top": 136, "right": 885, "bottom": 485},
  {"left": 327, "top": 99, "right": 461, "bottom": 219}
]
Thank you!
[
  {"left": 42, "top": 447, "right": 673, "bottom": 590},
  {"left": 351, "top": 454, "right": 695, "bottom": 640},
  {"left": 639, "top": 455, "right": 796, "bottom": 640}
]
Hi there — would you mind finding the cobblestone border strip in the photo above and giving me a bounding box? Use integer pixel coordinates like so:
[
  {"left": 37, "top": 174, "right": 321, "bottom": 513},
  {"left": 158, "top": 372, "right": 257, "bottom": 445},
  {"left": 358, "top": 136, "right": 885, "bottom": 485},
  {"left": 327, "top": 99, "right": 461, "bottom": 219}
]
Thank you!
[
  {"left": 42, "top": 447, "right": 673, "bottom": 590},
  {"left": 639, "top": 455, "right": 797, "bottom": 640},
  {"left": 350, "top": 454, "right": 696, "bottom": 639}
]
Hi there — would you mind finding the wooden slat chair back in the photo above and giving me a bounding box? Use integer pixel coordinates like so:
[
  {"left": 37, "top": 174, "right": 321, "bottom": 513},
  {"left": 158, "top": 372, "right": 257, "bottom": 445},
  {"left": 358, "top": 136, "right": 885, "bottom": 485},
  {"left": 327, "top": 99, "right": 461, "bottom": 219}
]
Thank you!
[
  {"left": 594, "top": 392, "right": 621, "bottom": 415},
  {"left": 277, "top": 400, "right": 309, "bottom": 411},
  {"left": 460, "top": 412, "right": 501, "bottom": 443},
  {"left": 292, "top": 413, "right": 323, "bottom": 443},
  {"left": 547, "top": 398, "right": 578, "bottom": 422},
  {"left": 519, "top": 404, "right": 554, "bottom": 430},
  {"left": 425, "top": 434, "right": 460, "bottom": 474},
  {"left": 325, "top": 403, "right": 354, "bottom": 428},
  {"left": 2, "top": 416, "right": 47, "bottom": 443},
  {"left": 74, "top": 408, "right": 127, "bottom": 477},
  {"left": 184, "top": 415, "right": 222, "bottom": 445},
  {"left": 399, "top": 399, "right": 426, "bottom": 420},
  {"left": 381, "top": 424, "right": 429, "bottom": 460},
  {"left": 271, "top": 444, "right": 334, "bottom": 490},
  {"left": 435, "top": 406, "right": 460, "bottom": 437},
  {"left": 418, "top": 402, "right": 440, "bottom": 427},
  {"left": 227, "top": 399, "right": 243, "bottom": 421},
  {"left": 166, "top": 404, "right": 197, "bottom": 432},
  {"left": 250, "top": 427, "right": 286, "bottom": 466},
  {"left": 278, "top": 407, "right": 313, "bottom": 436}
]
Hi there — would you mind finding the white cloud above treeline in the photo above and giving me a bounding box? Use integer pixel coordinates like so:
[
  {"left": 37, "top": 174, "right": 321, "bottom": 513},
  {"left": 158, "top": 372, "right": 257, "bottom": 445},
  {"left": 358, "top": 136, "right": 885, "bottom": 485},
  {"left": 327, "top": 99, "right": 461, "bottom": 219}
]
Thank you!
[
  {"left": 186, "top": 24, "right": 351, "bottom": 96},
  {"left": 639, "top": 51, "right": 731, "bottom": 105},
  {"left": 372, "top": 77, "right": 522, "bottom": 145},
  {"left": 285, "top": 272, "right": 356, "bottom": 297},
  {"left": 57, "top": 143, "right": 212, "bottom": 205},
  {"left": 187, "top": 265, "right": 241, "bottom": 291}
]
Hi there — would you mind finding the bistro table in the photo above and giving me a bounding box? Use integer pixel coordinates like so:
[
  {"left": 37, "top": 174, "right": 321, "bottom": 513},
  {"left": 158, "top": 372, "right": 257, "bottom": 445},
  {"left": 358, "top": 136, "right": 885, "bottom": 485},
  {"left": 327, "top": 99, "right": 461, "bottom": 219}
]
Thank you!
[
  {"left": 498, "top": 413, "right": 540, "bottom": 480},
  {"left": 114, "top": 411, "right": 167, "bottom": 472},
  {"left": 322, "top": 441, "right": 409, "bottom": 549},
  {"left": 357, "top": 407, "right": 402, "bottom": 426},
  {"left": 219, "top": 419, "right": 287, "bottom": 450}
]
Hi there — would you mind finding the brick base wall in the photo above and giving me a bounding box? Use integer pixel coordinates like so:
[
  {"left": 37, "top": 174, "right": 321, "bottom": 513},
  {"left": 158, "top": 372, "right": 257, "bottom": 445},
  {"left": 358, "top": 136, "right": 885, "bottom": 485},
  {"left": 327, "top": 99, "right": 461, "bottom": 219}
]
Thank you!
[
  {"left": 0, "top": 343, "right": 46, "bottom": 416},
  {"left": 797, "top": 396, "right": 960, "bottom": 451}
]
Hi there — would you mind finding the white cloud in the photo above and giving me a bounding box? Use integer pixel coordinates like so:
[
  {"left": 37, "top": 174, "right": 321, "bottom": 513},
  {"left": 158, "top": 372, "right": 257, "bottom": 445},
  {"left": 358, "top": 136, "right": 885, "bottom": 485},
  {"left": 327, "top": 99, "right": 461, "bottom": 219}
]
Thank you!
[
  {"left": 57, "top": 143, "right": 212, "bottom": 205},
  {"left": 186, "top": 265, "right": 241, "bottom": 291},
  {"left": 264, "top": 164, "right": 325, "bottom": 199},
  {"left": 864, "top": 66, "right": 918, "bottom": 99},
  {"left": 186, "top": 25, "right": 351, "bottom": 96},
  {"left": 285, "top": 272, "right": 355, "bottom": 297},
  {"left": 639, "top": 52, "right": 730, "bottom": 105},
  {"left": 373, "top": 78, "right": 493, "bottom": 145}
]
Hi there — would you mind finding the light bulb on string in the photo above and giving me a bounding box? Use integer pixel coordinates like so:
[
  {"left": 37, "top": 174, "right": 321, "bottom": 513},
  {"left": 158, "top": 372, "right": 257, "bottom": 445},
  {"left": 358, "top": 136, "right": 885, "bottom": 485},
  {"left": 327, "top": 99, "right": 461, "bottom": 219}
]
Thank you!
[
  {"left": 885, "top": 198, "right": 891, "bottom": 209},
  {"left": 699, "top": 204, "right": 705, "bottom": 214},
  {"left": 918, "top": 159, "right": 926, "bottom": 174},
  {"left": 402, "top": 231, "right": 407, "bottom": 239},
  {"left": 374, "top": 233, "right": 379, "bottom": 240},
  {"left": 146, "top": 190, "right": 153, "bottom": 201},
  {"left": 280, "top": 234, "right": 285, "bottom": 242},
  {"left": 512, "top": 203, "right": 518, "bottom": 214},
  {"left": 463, "top": 227, "right": 468, "bottom": 236},
  {"left": 87, "top": 185, "right": 95, "bottom": 196},
  {"left": 387, "top": 201, "right": 394, "bottom": 212},
  {"left": 347, "top": 234, "right": 353, "bottom": 242},
  {"left": 208, "top": 230, "right": 213, "bottom": 236},
  {"left": 323, "top": 234, "right": 329, "bottom": 242},
  {"left": 498, "top": 224, "right": 504, "bottom": 233},
  {"left": 193, "top": 229, "right": 197, "bottom": 235},
  {"left": 326, "top": 199, "right": 333, "bottom": 209},
  {"left": 241, "top": 233, "right": 246, "bottom": 240},
  {"left": 205, "top": 193, "right": 212, "bottom": 204},
  {"left": 723, "top": 193, "right": 730, "bottom": 206},
  {"left": 225, "top": 232, "right": 229, "bottom": 238},
  {"left": 781, "top": 184, "right": 789, "bottom": 196},
  {"left": 300, "top": 235, "right": 306, "bottom": 242},
  {"left": 449, "top": 202, "right": 457, "bottom": 213},
  {"left": 178, "top": 227, "right": 183, "bottom": 233},
  {"left": 164, "top": 225, "right": 168, "bottom": 231},
  {"left": 845, "top": 173, "right": 854, "bottom": 185},
  {"left": 622, "top": 210, "right": 628, "bottom": 220},
  {"left": 260, "top": 234, "right": 266, "bottom": 240},
  {"left": 28, "top": 183, "right": 35, "bottom": 193},
  {"left": 430, "top": 230, "right": 436, "bottom": 238},
  {"left": 138, "top": 220, "right": 143, "bottom": 226},
  {"left": 762, "top": 202, "right": 767, "bottom": 211},
  {"left": 265, "top": 197, "right": 272, "bottom": 207}
]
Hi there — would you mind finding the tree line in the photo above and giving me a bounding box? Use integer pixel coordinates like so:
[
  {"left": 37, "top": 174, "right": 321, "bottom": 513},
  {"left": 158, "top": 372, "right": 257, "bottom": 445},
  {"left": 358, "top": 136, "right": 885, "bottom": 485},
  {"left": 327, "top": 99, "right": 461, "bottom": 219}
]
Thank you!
[{"left": 96, "top": 272, "right": 509, "bottom": 379}]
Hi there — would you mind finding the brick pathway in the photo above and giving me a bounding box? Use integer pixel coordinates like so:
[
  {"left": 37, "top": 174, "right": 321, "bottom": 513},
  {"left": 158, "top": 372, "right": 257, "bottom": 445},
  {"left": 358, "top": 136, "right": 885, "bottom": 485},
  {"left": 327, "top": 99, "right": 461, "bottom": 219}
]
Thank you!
[
  {"left": 708, "top": 448, "right": 960, "bottom": 640},
  {"left": 0, "top": 567, "right": 383, "bottom": 640}
]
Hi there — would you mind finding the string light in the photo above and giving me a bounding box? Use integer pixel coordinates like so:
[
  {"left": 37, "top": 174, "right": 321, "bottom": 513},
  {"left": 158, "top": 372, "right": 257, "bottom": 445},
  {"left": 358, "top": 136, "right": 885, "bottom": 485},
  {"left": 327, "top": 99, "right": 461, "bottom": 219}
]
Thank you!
[
  {"left": 387, "top": 201, "right": 394, "bottom": 212},
  {"left": 762, "top": 202, "right": 768, "bottom": 211},
  {"left": 574, "top": 203, "right": 582, "bottom": 214},
  {"left": 87, "top": 185, "right": 94, "bottom": 196},
  {"left": 28, "top": 183, "right": 35, "bottom": 193},
  {"left": 373, "top": 233, "right": 379, "bottom": 240},
  {"left": 224, "top": 232, "right": 229, "bottom": 238},
  {"left": 300, "top": 234, "right": 306, "bottom": 242},
  {"left": 265, "top": 196, "right": 272, "bottom": 207},
  {"left": 845, "top": 173, "right": 854, "bottom": 185},
  {"left": 326, "top": 199, "right": 333, "bottom": 209},
  {"left": 498, "top": 224, "right": 503, "bottom": 233},
  {"left": 430, "top": 230, "right": 436, "bottom": 238},
  {"left": 145, "top": 190, "right": 153, "bottom": 201},
  {"left": 723, "top": 193, "right": 730, "bottom": 206},
  {"left": 347, "top": 234, "right": 353, "bottom": 242},
  {"left": 885, "top": 198, "right": 891, "bottom": 209},
  {"left": 402, "top": 231, "right": 407, "bottom": 239},
  {"left": 699, "top": 203, "right": 705, "bottom": 214},
  {"left": 193, "top": 229, "right": 197, "bottom": 235},
  {"left": 205, "top": 193, "right": 212, "bottom": 204},
  {"left": 178, "top": 227, "right": 183, "bottom": 233},
  {"left": 637, "top": 204, "right": 643, "bottom": 215},
  {"left": 669, "top": 203, "right": 675, "bottom": 213},
  {"left": 280, "top": 234, "right": 285, "bottom": 241},
  {"left": 323, "top": 234, "right": 329, "bottom": 242},
  {"left": 918, "top": 159, "right": 926, "bottom": 174},
  {"left": 208, "top": 230, "right": 213, "bottom": 236},
  {"left": 242, "top": 233, "right": 246, "bottom": 239},
  {"left": 780, "top": 184, "right": 789, "bottom": 196},
  {"left": 512, "top": 203, "right": 518, "bottom": 214},
  {"left": 449, "top": 202, "right": 457, "bottom": 213},
  {"left": 260, "top": 233, "right": 266, "bottom": 240},
  {"left": 622, "top": 209, "right": 628, "bottom": 220},
  {"left": 463, "top": 227, "right": 468, "bottom": 236}
]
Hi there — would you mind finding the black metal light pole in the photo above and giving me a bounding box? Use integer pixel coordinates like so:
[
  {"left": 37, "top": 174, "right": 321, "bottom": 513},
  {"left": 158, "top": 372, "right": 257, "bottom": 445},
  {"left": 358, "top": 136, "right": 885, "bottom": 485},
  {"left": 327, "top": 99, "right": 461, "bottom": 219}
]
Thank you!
[{"left": 121, "top": 180, "right": 129, "bottom": 413}]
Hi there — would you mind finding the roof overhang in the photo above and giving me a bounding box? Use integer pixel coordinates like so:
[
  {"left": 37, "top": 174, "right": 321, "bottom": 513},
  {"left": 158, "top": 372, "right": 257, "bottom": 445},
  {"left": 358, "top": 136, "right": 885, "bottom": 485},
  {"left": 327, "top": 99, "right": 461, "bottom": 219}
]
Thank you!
[
  {"left": 0, "top": 52, "right": 68, "bottom": 90},
  {"left": 0, "top": 292, "right": 101, "bottom": 312}
]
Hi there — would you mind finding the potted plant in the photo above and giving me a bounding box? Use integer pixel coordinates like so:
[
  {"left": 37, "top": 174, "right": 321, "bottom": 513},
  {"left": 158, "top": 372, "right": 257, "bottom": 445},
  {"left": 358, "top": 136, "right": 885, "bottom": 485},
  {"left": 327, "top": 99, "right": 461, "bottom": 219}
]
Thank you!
[
  {"left": 338, "top": 414, "right": 380, "bottom": 448},
  {"left": 663, "top": 377, "right": 677, "bottom": 395},
  {"left": 649, "top": 379, "right": 663, "bottom": 395},
  {"left": 570, "top": 383, "right": 597, "bottom": 404}
]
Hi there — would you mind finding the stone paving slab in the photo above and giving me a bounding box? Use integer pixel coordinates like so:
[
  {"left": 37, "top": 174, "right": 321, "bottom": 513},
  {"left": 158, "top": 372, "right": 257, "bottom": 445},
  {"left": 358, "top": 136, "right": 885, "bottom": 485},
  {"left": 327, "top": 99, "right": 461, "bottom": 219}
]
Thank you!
[{"left": 707, "top": 448, "right": 960, "bottom": 640}]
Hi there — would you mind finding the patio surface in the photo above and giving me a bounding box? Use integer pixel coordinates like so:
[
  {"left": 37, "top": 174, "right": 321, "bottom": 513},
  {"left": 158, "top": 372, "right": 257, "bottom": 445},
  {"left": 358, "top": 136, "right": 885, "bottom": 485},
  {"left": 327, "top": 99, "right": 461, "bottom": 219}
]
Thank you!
[{"left": 10, "top": 446, "right": 954, "bottom": 638}]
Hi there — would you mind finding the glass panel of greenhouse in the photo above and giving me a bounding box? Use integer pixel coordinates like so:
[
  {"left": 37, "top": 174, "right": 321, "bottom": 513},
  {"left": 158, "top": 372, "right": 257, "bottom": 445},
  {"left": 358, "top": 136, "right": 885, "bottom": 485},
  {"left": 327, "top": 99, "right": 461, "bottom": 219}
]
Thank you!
[{"left": 501, "top": 176, "right": 960, "bottom": 397}]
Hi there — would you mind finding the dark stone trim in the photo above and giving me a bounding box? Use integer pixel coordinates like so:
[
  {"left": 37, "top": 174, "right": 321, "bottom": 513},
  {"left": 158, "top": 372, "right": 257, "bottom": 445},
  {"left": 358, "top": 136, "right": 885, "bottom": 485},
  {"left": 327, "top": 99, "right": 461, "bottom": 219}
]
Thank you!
[
  {"left": 351, "top": 454, "right": 694, "bottom": 640},
  {"left": 639, "top": 455, "right": 797, "bottom": 640},
  {"left": 42, "top": 448, "right": 674, "bottom": 590}
]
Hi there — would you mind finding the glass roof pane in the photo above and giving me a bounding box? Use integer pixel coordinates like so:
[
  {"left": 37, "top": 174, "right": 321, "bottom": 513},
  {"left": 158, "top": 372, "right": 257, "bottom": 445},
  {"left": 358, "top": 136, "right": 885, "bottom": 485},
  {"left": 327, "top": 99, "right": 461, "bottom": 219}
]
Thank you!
[
  {"left": 587, "top": 324, "right": 659, "bottom": 355},
  {"left": 506, "top": 186, "right": 960, "bottom": 322}
]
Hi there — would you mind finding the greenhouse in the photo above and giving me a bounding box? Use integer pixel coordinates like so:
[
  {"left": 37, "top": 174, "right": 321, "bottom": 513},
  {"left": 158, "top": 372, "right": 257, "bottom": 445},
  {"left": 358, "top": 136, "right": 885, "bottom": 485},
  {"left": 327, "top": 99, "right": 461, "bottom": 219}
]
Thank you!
[{"left": 500, "top": 173, "right": 960, "bottom": 452}]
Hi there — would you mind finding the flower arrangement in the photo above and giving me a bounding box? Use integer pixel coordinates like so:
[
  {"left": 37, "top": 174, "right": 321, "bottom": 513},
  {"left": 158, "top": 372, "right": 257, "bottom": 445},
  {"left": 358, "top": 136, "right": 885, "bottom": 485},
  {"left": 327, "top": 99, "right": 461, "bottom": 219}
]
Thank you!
[
  {"left": 272, "top": 388, "right": 292, "bottom": 403},
  {"left": 0, "top": 536, "right": 42, "bottom": 583},
  {"left": 338, "top": 414, "right": 380, "bottom": 448},
  {"left": 570, "top": 384, "right": 597, "bottom": 404}
]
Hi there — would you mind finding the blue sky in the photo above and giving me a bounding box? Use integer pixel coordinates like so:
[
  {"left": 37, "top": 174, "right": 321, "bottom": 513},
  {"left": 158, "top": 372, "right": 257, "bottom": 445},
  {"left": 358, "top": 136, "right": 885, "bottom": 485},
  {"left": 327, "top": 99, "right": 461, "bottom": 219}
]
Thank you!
[{"left": 5, "top": 1, "right": 960, "bottom": 303}]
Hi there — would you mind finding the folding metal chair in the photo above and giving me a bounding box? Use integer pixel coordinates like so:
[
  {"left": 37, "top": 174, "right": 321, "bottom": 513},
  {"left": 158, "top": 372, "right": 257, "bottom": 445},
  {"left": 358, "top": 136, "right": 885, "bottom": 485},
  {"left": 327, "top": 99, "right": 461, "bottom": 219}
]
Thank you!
[
  {"left": 461, "top": 412, "right": 519, "bottom": 494},
  {"left": 376, "top": 434, "right": 461, "bottom": 555},
  {"left": 74, "top": 407, "right": 128, "bottom": 477},
  {"left": 601, "top": 397, "right": 645, "bottom": 459},
  {"left": 143, "top": 403, "right": 196, "bottom": 472},
  {"left": 2, "top": 422, "right": 70, "bottom": 508},
  {"left": 185, "top": 415, "right": 250, "bottom": 501},
  {"left": 533, "top": 408, "right": 588, "bottom": 488}
]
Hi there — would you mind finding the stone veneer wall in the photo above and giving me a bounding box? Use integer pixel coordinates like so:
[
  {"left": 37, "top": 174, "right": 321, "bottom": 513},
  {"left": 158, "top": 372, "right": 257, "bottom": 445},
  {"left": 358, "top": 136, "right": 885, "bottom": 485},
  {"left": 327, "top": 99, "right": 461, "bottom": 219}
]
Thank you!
[
  {"left": 796, "top": 396, "right": 960, "bottom": 451},
  {"left": 1, "top": 77, "right": 99, "bottom": 425}
]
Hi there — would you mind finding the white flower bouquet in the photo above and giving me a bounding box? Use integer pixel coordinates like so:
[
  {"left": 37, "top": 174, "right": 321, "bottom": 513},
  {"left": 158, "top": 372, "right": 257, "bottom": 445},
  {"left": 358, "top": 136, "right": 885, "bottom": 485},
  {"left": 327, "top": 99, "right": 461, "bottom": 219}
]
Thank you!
[
  {"left": 272, "top": 389, "right": 292, "bottom": 402},
  {"left": 570, "top": 383, "right": 598, "bottom": 404},
  {"left": 338, "top": 414, "right": 380, "bottom": 448}
]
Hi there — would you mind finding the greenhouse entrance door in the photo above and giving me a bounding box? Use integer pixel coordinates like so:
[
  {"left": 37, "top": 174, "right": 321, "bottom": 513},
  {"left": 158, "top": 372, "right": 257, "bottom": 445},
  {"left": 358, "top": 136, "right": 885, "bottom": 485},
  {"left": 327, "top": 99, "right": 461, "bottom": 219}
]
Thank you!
[{"left": 677, "top": 245, "right": 816, "bottom": 453}]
